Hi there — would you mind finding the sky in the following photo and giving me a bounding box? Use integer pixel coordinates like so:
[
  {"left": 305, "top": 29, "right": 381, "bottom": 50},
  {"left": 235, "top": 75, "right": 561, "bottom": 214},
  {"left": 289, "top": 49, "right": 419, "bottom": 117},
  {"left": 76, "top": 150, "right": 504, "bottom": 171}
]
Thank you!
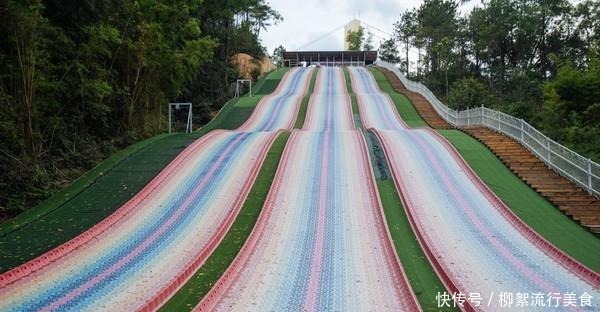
[{"left": 260, "top": 0, "right": 480, "bottom": 55}]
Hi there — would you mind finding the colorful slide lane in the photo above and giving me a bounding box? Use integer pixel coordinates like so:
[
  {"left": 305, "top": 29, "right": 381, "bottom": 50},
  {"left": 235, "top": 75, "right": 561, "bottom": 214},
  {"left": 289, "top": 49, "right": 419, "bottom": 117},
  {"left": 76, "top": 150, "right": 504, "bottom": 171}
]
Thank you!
[
  {"left": 197, "top": 67, "right": 420, "bottom": 311},
  {"left": 349, "top": 67, "right": 600, "bottom": 311},
  {"left": 0, "top": 68, "right": 312, "bottom": 311}
]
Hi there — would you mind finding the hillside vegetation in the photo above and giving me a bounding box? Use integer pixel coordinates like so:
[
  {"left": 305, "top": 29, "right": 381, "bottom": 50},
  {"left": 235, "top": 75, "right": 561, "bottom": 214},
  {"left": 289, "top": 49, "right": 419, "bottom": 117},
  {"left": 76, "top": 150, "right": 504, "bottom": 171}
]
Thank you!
[
  {"left": 0, "top": 0, "right": 281, "bottom": 218},
  {"left": 378, "top": 0, "right": 600, "bottom": 161}
]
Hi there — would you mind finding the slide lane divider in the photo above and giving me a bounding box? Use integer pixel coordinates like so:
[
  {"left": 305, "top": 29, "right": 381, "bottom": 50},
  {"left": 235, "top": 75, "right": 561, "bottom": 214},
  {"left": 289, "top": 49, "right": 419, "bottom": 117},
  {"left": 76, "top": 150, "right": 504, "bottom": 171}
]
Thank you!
[
  {"left": 348, "top": 67, "right": 420, "bottom": 309},
  {"left": 197, "top": 67, "right": 421, "bottom": 310},
  {"left": 355, "top": 130, "right": 422, "bottom": 312},
  {"left": 293, "top": 69, "right": 318, "bottom": 129},
  {"left": 196, "top": 71, "right": 326, "bottom": 306},
  {"left": 152, "top": 68, "right": 315, "bottom": 310},
  {"left": 139, "top": 68, "right": 313, "bottom": 309},
  {"left": 371, "top": 128, "right": 476, "bottom": 312},
  {"left": 0, "top": 68, "right": 314, "bottom": 311},
  {"left": 351, "top": 66, "right": 599, "bottom": 311},
  {"left": 351, "top": 66, "right": 469, "bottom": 309},
  {"left": 195, "top": 130, "right": 301, "bottom": 311},
  {"left": 139, "top": 130, "right": 283, "bottom": 311}
]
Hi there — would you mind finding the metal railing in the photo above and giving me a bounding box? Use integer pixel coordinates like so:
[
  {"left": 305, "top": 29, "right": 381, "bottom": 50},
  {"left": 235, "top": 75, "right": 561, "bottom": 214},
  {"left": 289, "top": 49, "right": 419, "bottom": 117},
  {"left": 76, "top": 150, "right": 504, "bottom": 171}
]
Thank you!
[{"left": 377, "top": 60, "right": 600, "bottom": 198}]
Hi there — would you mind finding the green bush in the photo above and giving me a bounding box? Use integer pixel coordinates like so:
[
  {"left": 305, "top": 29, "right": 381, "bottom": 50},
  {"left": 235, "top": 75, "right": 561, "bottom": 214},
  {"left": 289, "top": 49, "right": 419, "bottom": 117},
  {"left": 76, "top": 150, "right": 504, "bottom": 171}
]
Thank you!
[{"left": 447, "top": 77, "right": 494, "bottom": 110}]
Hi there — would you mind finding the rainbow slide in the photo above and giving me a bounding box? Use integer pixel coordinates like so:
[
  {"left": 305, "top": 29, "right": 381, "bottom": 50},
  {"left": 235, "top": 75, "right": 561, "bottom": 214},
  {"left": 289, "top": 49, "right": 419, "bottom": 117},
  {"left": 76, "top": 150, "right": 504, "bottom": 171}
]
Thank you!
[
  {"left": 348, "top": 66, "right": 600, "bottom": 311},
  {"left": 0, "top": 68, "right": 312, "bottom": 311},
  {"left": 196, "top": 67, "right": 420, "bottom": 311}
]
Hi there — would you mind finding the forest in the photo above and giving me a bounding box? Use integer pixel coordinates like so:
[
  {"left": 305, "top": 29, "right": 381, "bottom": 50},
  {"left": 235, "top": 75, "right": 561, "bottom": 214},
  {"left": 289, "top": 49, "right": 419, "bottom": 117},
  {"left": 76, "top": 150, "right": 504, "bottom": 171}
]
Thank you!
[
  {"left": 2, "top": 0, "right": 599, "bottom": 219},
  {"left": 0, "top": 0, "right": 281, "bottom": 218},
  {"left": 377, "top": 0, "right": 600, "bottom": 163}
]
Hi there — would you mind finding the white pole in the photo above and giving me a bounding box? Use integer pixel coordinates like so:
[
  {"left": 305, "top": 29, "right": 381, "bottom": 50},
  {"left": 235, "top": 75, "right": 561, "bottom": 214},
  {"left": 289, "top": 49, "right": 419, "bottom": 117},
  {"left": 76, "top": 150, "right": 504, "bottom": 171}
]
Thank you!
[
  {"left": 188, "top": 104, "right": 193, "bottom": 133},
  {"left": 588, "top": 159, "right": 593, "bottom": 192},
  {"left": 186, "top": 105, "right": 189, "bottom": 133},
  {"left": 520, "top": 120, "right": 524, "bottom": 142},
  {"left": 481, "top": 105, "right": 484, "bottom": 124},
  {"left": 467, "top": 107, "right": 470, "bottom": 126},
  {"left": 168, "top": 104, "right": 172, "bottom": 133}
]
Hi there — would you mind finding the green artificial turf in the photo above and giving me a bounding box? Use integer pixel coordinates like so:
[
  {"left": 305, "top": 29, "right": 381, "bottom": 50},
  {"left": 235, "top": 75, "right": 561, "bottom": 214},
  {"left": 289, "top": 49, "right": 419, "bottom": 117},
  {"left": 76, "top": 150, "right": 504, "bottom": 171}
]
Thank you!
[
  {"left": 343, "top": 67, "right": 354, "bottom": 93},
  {"left": 369, "top": 67, "right": 428, "bottom": 128},
  {"left": 363, "top": 131, "right": 456, "bottom": 311},
  {"left": 201, "top": 69, "right": 289, "bottom": 133},
  {"left": 234, "top": 95, "right": 263, "bottom": 108},
  {"left": 0, "top": 69, "right": 287, "bottom": 273},
  {"left": 293, "top": 69, "right": 317, "bottom": 129},
  {"left": 343, "top": 67, "right": 364, "bottom": 130},
  {"left": 439, "top": 129, "right": 600, "bottom": 271},
  {"left": 253, "top": 68, "right": 288, "bottom": 95},
  {"left": 378, "top": 180, "right": 457, "bottom": 311},
  {"left": 0, "top": 133, "right": 201, "bottom": 272},
  {"left": 372, "top": 65, "right": 599, "bottom": 270},
  {"left": 159, "top": 132, "right": 291, "bottom": 312},
  {"left": 0, "top": 133, "right": 170, "bottom": 237},
  {"left": 355, "top": 71, "right": 451, "bottom": 309}
]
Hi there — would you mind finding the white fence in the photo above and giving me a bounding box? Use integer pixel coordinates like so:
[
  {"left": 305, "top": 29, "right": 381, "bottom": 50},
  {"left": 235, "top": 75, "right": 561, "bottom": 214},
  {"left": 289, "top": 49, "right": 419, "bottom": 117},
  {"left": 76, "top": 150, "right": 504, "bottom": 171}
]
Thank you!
[{"left": 377, "top": 61, "right": 600, "bottom": 198}]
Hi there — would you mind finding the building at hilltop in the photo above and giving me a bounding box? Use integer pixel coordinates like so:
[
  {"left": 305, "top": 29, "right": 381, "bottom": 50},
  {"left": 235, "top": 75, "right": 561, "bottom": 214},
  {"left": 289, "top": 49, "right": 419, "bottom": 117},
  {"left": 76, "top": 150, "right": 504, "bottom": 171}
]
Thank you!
[{"left": 282, "top": 50, "right": 377, "bottom": 67}]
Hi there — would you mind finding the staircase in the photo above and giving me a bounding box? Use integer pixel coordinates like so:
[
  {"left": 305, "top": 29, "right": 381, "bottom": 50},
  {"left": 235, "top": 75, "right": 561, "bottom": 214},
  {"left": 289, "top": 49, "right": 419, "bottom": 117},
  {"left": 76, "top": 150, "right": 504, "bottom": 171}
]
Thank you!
[
  {"left": 375, "top": 66, "right": 600, "bottom": 234},
  {"left": 463, "top": 126, "right": 600, "bottom": 234},
  {"left": 376, "top": 67, "right": 453, "bottom": 129}
]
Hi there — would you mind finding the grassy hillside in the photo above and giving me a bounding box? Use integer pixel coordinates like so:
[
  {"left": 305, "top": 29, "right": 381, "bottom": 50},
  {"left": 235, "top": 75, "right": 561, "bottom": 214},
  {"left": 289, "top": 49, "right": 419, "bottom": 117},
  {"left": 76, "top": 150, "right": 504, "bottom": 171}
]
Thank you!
[{"left": 0, "top": 69, "right": 288, "bottom": 273}]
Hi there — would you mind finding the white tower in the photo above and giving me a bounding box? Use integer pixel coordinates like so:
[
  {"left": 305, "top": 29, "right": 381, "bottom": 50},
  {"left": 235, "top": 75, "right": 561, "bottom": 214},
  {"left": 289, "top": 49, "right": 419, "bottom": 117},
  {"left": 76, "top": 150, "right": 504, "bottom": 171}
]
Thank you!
[{"left": 344, "top": 19, "right": 361, "bottom": 50}]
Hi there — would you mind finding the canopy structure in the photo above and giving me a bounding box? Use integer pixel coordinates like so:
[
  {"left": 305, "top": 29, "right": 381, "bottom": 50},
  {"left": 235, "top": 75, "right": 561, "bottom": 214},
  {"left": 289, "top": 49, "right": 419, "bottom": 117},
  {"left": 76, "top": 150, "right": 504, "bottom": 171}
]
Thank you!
[{"left": 282, "top": 51, "right": 377, "bottom": 67}]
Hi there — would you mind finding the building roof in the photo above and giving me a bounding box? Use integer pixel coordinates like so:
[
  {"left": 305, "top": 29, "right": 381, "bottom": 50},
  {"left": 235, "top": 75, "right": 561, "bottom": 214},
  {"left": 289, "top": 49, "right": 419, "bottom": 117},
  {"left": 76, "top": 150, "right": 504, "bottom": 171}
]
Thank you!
[{"left": 282, "top": 51, "right": 378, "bottom": 66}]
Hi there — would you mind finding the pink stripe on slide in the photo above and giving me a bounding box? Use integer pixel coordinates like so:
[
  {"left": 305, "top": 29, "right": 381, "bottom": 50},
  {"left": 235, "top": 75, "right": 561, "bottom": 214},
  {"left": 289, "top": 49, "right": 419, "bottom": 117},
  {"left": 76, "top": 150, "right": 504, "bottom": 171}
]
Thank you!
[
  {"left": 408, "top": 131, "right": 559, "bottom": 294},
  {"left": 423, "top": 128, "right": 600, "bottom": 287},
  {"left": 0, "top": 130, "right": 224, "bottom": 288},
  {"left": 40, "top": 133, "right": 248, "bottom": 311}
]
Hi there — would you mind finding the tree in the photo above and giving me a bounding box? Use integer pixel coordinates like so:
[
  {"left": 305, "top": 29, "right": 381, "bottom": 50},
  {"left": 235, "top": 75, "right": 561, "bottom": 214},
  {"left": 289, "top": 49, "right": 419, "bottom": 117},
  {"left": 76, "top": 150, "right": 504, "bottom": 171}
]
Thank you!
[
  {"left": 416, "top": 0, "right": 458, "bottom": 76},
  {"left": 447, "top": 77, "right": 494, "bottom": 110},
  {"left": 0, "top": 0, "right": 281, "bottom": 217},
  {"left": 346, "top": 26, "right": 364, "bottom": 51},
  {"left": 1, "top": 0, "right": 51, "bottom": 159},
  {"left": 434, "top": 37, "right": 454, "bottom": 95},
  {"left": 575, "top": 0, "right": 600, "bottom": 46},
  {"left": 389, "top": 0, "right": 600, "bottom": 162},
  {"left": 363, "top": 30, "right": 374, "bottom": 50},
  {"left": 394, "top": 9, "right": 417, "bottom": 73},
  {"left": 538, "top": 54, "right": 600, "bottom": 161},
  {"left": 378, "top": 38, "right": 401, "bottom": 63},
  {"left": 272, "top": 45, "right": 286, "bottom": 67}
]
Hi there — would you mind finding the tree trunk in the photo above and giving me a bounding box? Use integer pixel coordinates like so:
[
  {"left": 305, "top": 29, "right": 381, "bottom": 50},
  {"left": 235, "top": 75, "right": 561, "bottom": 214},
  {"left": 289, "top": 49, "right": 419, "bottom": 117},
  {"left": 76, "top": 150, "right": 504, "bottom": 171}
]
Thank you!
[
  {"left": 445, "top": 66, "right": 449, "bottom": 97},
  {"left": 405, "top": 40, "right": 409, "bottom": 73},
  {"left": 15, "top": 27, "right": 37, "bottom": 158}
]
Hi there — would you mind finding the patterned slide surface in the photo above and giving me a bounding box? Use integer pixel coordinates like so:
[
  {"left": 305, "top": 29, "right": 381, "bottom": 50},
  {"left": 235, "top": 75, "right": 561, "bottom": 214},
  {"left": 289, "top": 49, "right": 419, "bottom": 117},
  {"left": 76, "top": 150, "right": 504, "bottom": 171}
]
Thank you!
[
  {"left": 197, "top": 67, "right": 420, "bottom": 311},
  {"left": 349, "top": 66, "right": 600, "bottom": 311},
  {"left": 0, "top": 68, "right": 312, "bottom": 311}
]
